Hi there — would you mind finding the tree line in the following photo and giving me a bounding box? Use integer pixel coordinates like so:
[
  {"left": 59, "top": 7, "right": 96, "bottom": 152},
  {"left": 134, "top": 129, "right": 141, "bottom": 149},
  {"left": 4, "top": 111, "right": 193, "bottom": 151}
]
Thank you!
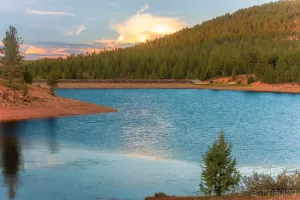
[{"left": 25, "top": 1, "right": 300, "bottom": 84}]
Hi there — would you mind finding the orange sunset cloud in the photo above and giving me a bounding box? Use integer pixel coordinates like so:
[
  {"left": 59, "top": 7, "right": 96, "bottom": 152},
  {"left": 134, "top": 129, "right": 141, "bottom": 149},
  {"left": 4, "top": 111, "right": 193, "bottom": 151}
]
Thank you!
[{"left": 25, "top": 46, "right": 48, "bottom": 55}]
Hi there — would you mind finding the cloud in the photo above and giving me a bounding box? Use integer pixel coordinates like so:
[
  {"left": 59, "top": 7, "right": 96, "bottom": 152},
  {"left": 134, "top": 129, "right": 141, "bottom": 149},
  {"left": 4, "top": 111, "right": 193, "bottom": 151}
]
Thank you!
[
  {"left": 98, "top": 4, "right": 185, "bottom": 47},
  {"left": 35, "top": 41, "right": 93, "bottom": 48},
  {"left": 23, "top": 41, "right": 106, "bottom": 60},
  {"left": 25, "top": 9, "right": 74, "bottom": 16},
  {"left": 24, "top": 44, "right": 69, "bottom": 59},
  {"left": 76, "top": 25, "right": 86, "bottom": 35},
  {"left": 22, "top": 3, "right": 186, "bottom": 60},
  {"left": 95, "top": 40, "right": 119, "bottom": 48},
  {"left": 62, "top": 24, "right": 86, "bottom": 36},
  {"left": 137, "top": 4, "right": 149, "bottom": 15},
  {"left": 25, "top": 46, "right": 48, "bottom": 55},
  {"left": 24, "top": 24, "right": 86, "bottom": 36}
]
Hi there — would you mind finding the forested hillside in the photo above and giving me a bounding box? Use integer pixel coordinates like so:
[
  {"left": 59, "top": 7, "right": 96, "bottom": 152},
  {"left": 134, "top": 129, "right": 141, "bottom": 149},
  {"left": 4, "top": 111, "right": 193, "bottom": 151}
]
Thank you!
[{"left": 25, "top": 0, "right": 300, "bottom": 83}]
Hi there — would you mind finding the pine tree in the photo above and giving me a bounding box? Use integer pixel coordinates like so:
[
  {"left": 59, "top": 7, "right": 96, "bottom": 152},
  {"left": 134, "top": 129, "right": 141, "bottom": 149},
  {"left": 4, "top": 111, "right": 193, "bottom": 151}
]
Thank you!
[
  {"left": 200, "top": 131, "right": 240, "bottom": 196},
  {"left": 0, "top": 26, "right": 24, "bottom": 86},
  {"left": 47, "top": 71, "right": 59, "bottom": 96}
]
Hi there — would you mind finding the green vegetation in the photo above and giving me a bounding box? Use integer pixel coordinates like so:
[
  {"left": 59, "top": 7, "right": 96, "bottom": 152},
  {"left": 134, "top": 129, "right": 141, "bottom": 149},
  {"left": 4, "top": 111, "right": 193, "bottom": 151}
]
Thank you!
[
  {"left": 0, "top": 26, "right": 24, "bottom": 86},
  {"left": 25, "top": 1, "right": 300, "bottom": 84},
  {"left": 154, "top": 192, "right": 169, "bottom": 197},
  {"left": 200, "top": 131, "right": 240, "bottom": 196},
  {"left": 247, "top": 76, "right": 255, "bottom": 84},
  {"left": 47, "top": 71, "right": 59, "bottom": 96},
  {"left": 150, "top": 129, "right": 300, "bottom": 199},
  {"left": 0, "top": 26, "right": 31, "bottom": 95},
  {"left": 243, "top": 171, "right": 300, "bottom": 195},
  {"left": 22, "top": 84, "right": 28, "bottom": 96},
  {"left": 23, "top": 71, "right": 32, "bottom": 84}
]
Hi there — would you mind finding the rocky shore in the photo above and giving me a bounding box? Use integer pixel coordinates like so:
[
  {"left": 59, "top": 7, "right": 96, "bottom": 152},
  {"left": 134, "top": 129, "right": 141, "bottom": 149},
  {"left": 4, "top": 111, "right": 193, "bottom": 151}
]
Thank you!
[{"left": 0, "top": 84, "right": 117, "bottom": 122}]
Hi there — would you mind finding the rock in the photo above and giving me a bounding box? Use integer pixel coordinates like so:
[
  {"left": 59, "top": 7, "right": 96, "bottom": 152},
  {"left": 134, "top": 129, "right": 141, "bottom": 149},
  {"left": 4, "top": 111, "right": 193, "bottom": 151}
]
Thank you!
[
  {"left": 8, "top": 95, "right": 14, "bottom": 102},
  {"left": 0, "top": 86, "right": 43, "bottom": 107}
]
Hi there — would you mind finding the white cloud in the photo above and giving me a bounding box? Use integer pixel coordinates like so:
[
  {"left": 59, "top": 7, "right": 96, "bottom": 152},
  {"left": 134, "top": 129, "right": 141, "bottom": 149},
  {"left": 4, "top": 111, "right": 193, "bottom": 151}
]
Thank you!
[
  {"left": 25, "top": 9, "right": 74, "bottom": 16},
  {"left": 76, "top": 25, "right": 86, "bottom": 35},
  {"left": 61, "top": 24, "right": 86, "bottom": 36},
  {"left": 107, "top": 4, "right": 185, "bottom": 44},
  {"left": 137, "top": 4, "right": 149, "bottom": 15}
]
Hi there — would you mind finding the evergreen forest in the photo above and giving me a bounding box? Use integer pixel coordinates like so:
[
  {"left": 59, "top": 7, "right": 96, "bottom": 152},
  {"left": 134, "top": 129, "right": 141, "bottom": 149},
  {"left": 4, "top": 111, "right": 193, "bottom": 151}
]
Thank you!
[{"left": 25, "top": 0, "right": 300, "bottom": 83}]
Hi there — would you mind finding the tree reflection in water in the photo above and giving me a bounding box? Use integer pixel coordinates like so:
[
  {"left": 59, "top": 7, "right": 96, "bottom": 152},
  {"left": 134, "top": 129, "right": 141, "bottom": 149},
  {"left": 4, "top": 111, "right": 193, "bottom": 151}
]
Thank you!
[
  {"left": 47, "top": 118, "right": 59, "bottom": 154},
  {"left": 0, "top": 121, "right": 23, "bottom": 200}
]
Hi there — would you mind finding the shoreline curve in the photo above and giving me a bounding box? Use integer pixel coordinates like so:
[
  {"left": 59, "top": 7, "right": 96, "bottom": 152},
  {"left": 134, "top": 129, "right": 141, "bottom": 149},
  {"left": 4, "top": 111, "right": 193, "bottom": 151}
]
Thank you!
[
  {"left": 54, "top": 82, "right": 300, "bottom": 94},
  {"left": 0, "top": 85, "right": 117, "bottom": 123}
]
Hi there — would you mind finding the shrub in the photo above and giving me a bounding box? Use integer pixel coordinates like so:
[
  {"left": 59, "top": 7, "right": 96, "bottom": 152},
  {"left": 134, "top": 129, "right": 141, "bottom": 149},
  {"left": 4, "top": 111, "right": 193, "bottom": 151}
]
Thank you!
[
  {"left": 22, "top": 85, "right": 28, "bottom": 96},
  {"left": 4, "top": 82, "right": 22, "bottom": 90},
  {"left": 243, "top": 171, "right": 300, "bottom": 195},
  {"left": 23, "top": 71, "right": 33, "bottom": 84},
  {"left": 154, "top": 192, "right": 169, "bottom": 197},
  {"left": 247, "top": 76, "right": 255, "bottom": 84},
  {"left": 210, "top": 80, "right": 214, "bottom": 84}
]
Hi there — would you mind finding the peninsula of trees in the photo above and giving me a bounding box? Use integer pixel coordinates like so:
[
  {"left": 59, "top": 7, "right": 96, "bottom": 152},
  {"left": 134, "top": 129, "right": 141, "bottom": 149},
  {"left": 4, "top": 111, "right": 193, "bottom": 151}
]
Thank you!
[{"left": 25, "top": 1, "right": 300, "bottom": 84}]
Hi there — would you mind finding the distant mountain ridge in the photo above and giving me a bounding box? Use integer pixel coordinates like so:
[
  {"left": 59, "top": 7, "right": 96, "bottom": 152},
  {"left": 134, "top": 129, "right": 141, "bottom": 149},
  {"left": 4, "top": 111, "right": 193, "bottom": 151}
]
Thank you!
[{"left": 26, "top": 0, "right": 300, "bottom": 84}]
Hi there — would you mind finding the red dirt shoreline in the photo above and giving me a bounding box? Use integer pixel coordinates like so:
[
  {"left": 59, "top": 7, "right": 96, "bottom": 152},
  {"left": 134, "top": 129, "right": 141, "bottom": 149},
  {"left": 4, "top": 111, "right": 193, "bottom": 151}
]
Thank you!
[
  {"left": 0, "top": 101, "right": 117, "bottom": 122},
  {"left": 2, "top": 80, "right": 300, "bottom": 122},
  {"left": 54, "top": 82, "right": 300, "bottom": 94},
  {"left": 0, "top": 85, "right": 117, "bottom": 122}
]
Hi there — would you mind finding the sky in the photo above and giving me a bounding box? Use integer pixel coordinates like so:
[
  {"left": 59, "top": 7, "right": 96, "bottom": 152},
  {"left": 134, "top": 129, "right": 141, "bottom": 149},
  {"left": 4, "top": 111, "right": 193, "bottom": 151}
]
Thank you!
[{"left": 0, "top": 0, "right": 272, "bottom": 60}]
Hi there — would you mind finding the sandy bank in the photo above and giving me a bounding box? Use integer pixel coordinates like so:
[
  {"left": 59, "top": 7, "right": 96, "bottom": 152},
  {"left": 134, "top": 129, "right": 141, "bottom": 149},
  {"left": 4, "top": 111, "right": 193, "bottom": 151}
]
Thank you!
[
  {"left": 54, "top": 82, "right": 300, "bottom": 94},
  {"left": 0, "top": 85, "right": 117, "bottom": 122}
]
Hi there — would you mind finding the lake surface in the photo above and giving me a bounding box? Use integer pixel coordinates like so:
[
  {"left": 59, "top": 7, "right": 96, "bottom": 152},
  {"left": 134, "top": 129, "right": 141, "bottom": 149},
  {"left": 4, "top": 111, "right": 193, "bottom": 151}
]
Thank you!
[{"left": 1, "top": 89, "right": 300, "bottom": 200}]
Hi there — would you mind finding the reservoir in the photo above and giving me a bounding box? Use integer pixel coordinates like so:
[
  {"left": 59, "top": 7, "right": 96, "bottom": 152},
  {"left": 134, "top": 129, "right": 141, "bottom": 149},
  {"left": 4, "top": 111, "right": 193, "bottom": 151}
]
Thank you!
[{"left": 1, "top": 89, "right": 300, "bottom": 200}]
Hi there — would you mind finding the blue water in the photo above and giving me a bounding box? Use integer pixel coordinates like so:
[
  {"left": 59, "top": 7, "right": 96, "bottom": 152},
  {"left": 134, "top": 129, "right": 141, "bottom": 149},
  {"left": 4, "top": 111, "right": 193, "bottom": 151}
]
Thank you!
[{"left": 1, "top": 89, "right": 300, "bottom": 200}]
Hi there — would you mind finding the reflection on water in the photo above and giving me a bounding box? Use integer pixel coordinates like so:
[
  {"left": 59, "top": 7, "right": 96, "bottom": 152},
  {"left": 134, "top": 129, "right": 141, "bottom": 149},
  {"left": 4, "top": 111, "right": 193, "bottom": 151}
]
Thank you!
[
  {"left": 0, "top": 122, "right": 23, "bottom": 200},
  {"left": 0, "top": 116, "right": 201, "bottom": 200},
  {"left": 47, "top": 118, "right": 58, "bottom": 154},
  {"left": 0, "top": 119, "right": 59, "bottom": 199}
]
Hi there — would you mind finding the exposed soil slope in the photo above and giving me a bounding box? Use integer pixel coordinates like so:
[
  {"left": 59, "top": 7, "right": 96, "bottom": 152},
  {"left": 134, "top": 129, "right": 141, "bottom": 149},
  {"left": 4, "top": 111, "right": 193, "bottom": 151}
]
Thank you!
[{"left": 0, "top": 84, "right": 117, "bottom": 122}]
